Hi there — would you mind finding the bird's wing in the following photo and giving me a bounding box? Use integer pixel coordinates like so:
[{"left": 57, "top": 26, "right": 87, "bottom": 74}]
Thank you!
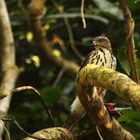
[{"left": 79, "top": 50, "right": 96, "bottom": 71}]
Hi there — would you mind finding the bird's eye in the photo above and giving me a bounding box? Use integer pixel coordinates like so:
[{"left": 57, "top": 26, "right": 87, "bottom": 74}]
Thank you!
[{"left": 99, "top": 39, "right": 103, "bottom": 42}]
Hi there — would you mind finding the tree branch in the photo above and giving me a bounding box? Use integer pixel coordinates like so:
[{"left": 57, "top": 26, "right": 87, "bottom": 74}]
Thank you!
[
  {"left": 28, "top": 0, "right": 79, "bottom": 75},
  {"left": 23, "top": 127, "right": 75, "bottom": 140},
  {"left": 119, "top": 0, "right": 139, "bottom": 83},
  {"left": 80, "top": 0, "right": 86, "bottom": 29},
  {"left": 76, "top": 64, "right": 139, "bottom": 139},
  {"left": 0, "top": 0, "right": 19, "bottom": 97},
  {"left": 52, "top": 0, "right": 83, "bottom": 59},
  {"left": 77, "top": 64, "right": 140, "bottom": 110},
  {"left": 0, "top": 0, "right": 19, "bottom": 138}
]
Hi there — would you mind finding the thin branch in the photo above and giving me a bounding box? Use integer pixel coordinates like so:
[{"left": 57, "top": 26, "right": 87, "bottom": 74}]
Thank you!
[
  {"left": 18, "top": 0, "right": 29, "bottom": 20},
  {"left": 51, "top": 0, "right": 83, "bottom": 59},
  {"left": 2, "top": 116, "right": 75, "bottom": 140},
  {"left": 12, "top": 117, "right": 46, "bottom": 140},
  {"left": 119, "top": 0, "right": 139, "bottom": 83},
  {"left": 1, "top": 116, "right": 46, "bottom": 140},
  {"left": 52, "top": 68, "right": 65, "bottom": 87},
  {"left": 1, "top": 86, "right": 55, "bottom": 126},
  {"left": 28, "top": 0, "right": 79, "bottom": 75},
  {"left": 77, "top": 128, "right": 98, "bottom": 140},
  {"left": 0, "top": 120, "right": 11, "bottom": 140},
  {"left": 10, "top": 86, "right": 55, "bottom": 126},
  {"left": 80, "top": 0, "right": 86, "bottom": 28},
  {"left": 63, "top": 15, "right": 83, "bottom": 59},
  {"left": 45, "top": 13, "right": 109, "bottom": 24}
]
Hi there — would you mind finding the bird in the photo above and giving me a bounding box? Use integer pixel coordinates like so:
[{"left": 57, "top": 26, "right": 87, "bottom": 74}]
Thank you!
[{"left": 63, "top": 35, "right": 117, "bottom": 130}]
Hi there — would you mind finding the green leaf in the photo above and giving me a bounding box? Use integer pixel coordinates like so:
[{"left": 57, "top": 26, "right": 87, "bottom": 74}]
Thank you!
[
  {"left": 118, "top": 109, "right": 140, "bottom": 139},
  {"left": 117, "top": 45, "right": 130, "bottom": 74},
  {"left": 40, "top": 87, "right": 62, "bottom": 104},
  {"left": 119, "top": 109, "right": 140, "bottom": 122}
]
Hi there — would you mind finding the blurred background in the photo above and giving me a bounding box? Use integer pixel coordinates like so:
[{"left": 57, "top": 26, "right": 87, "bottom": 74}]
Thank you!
[{"left": 1, "top": 0, "right": 140, "bottom": 139}]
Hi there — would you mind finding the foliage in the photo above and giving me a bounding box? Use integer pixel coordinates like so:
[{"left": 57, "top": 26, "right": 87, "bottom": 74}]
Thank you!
[
  {"left": 119, "top": 109, "right": 140, "bottom": 139},
  {"left": 2, "top": 0, "right": 140, "bottom": 139}
]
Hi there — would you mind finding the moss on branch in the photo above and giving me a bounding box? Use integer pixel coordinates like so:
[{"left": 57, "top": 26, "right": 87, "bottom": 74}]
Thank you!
[
  {"left": 23, "top": 127, "right": 75, "bottom": 140},
  {"left": 76, "top": 64, "right": 140, "bottom": 110},
  {"left": 75, "top": 64, "right": 138, "bottom": 140}
]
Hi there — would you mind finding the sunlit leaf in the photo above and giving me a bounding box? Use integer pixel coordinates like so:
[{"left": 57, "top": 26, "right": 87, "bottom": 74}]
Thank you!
[
  {"left": 44, "top": 23, "right": 50, "bottom": 30},
  {"left": 25, "top": 55, "right": 40, "bottom": 68},
  {"left": 31, "top": 55, "right": 40, "bottom": 68},
  {"left": 26, "top": 32, "right": 33, "bottom": 42},
  {"left": 25, "top": 58, "right": 31, "bottom": 64},
  {"left": 52, "top": 49, "right": 61, "bottom": 57}
]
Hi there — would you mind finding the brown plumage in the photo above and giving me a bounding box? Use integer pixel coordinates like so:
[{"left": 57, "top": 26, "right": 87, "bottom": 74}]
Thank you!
[{"left": 63, "top": 36, "right": 117, "bottom": 130}]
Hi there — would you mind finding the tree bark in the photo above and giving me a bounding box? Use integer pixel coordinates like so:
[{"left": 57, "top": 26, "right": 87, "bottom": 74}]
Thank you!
[
  {"left": 28, "top": 0, "right": 79, "bottom": 75},
  {"left": 119, "top": 0, "right": 139, "bottom": 83},
  {"left": 76, "top": 64, "right": 137, "bottom": 140},
  {"left": 23, "top": 127, "right": 76, "bottom": 140},
  {"left": 77, "top": 64, "right": 140, "bottom": 110},
  {"left": 0, "top": 0, "right": 19, "bottom": 138}
]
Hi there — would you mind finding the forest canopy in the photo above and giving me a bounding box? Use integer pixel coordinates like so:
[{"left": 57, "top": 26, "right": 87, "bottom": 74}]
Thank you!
[{"left": 0, "top": 0, "right": 140, "bottom": 139}]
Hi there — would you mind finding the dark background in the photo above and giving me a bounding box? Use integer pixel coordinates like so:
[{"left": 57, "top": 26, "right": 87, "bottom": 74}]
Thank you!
[{"left": 3, "top": 0, "right": 140, "bottom": 139}]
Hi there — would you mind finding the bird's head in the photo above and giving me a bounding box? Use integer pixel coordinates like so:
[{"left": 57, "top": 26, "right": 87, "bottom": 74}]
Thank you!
[{"left": 92, "top": 36, "right": 112, "bottom": 52}]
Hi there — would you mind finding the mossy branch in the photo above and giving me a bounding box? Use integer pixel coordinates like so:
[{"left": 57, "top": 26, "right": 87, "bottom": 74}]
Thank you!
[
  {"left": 76, "top": 64, "right": 139, "bottom": 140},
  {"left": 23, "top": 127, "right": 76, "bottom": 140},
  {"left": 119, "top": 0, "right": 139, "bottom": 83},
  {"left": 76, "top": 64, "right": 140, "bottom": 110}
]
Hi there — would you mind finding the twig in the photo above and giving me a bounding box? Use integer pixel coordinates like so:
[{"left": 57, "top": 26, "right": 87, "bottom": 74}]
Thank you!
[
  {"left": 1, "top": 116, "right": 47, "bottom": 140},
  {"left": 28, "top": 0, "right": 79, "bottom": 75},
  {"left": 2, "top": 116, "right": 75, "bottom": 140},
  {"left": 1, "top": 86, "right": 55, "bottom": 125},
  {"left": 18, "top": 0, "right": 29, "bottom": 21},
  {"left": 12, "top": 117, "right": 47, "bottom": 140},
  {"left": 63, "top": 15, "right": 83, "bottom": 59},
  {"left": 119, "top": 0, "right": 139, "bottom": 83},
  {"left": 80, "top": 0, "right": 86, "bottom": 28},
  {"left": 52, "top": 68, "right": 65, "bottom": 87},
  {"left": 77, "top": 128, "right": 96, "bottom": 140},
  {"left": 0, "top": 120, "right": 11, "bottom": 140},
  {"left": 45, "top": 13, "right": 108, "bottom": 24},
  {"left": 51, "top": 0, "right": 83, "bottom": 59},
  {"left": 9, "top": 86, "right": 55, "bottom": 126}
]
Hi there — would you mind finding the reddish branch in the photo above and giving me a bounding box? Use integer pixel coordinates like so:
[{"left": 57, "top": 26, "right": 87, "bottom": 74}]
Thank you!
[
  {"left": 119, "top": 0, "right": 139, "bottom": 83},
  {"left": 28, "top": 0, "right": 79, "bottom": 75}
]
